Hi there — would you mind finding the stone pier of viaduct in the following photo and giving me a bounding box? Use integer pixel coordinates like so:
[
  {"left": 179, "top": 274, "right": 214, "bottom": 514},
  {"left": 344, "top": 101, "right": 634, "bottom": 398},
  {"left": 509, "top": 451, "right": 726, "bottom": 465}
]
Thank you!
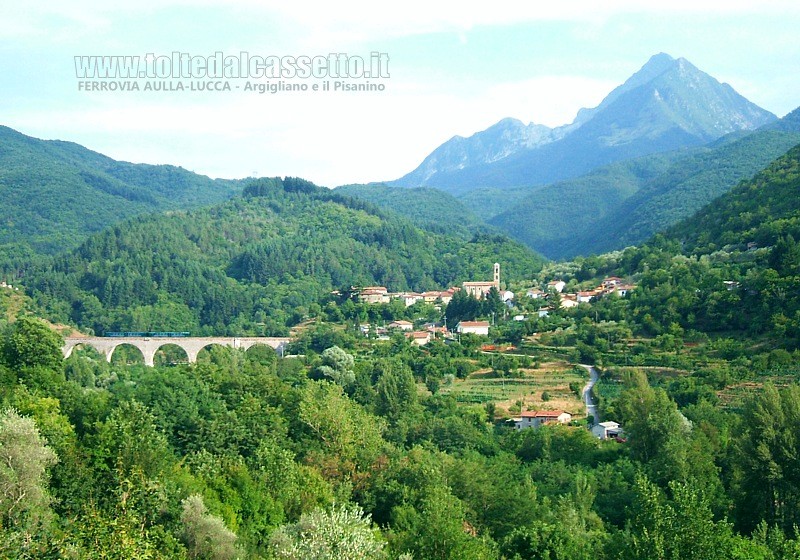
[{"left": 62, "top": 336, "right": 292, "bottom": 367}]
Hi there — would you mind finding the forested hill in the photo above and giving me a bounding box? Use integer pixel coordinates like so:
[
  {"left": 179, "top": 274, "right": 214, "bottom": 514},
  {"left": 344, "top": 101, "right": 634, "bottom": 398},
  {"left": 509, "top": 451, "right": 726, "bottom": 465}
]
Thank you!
[
  {"left": 334, "top": 183, "right": 489, "bottom": 238},
  {"left": 590, "top": 142, "right": 800, "bottom": 344},
  {"left": 0, "top": 125, "right": 242, "bottom": 257},
  {"left": 23, "top": 177, "right": 544, "bottom": 335},
  {"left": 666, "top": 142, "right": 800, "bottom": 253}
]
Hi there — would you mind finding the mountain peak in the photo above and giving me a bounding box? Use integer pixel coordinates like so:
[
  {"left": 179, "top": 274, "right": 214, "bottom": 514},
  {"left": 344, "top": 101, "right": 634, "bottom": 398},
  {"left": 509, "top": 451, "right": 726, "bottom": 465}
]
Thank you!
[
  {"left": 570, "top": 53, "right": 677, "bottom": 128},
  {"left": 644, "top": 52, "right": 676, "bottom": 68},
  {"left": 391, "top": 54, "right": 777, "bottom": 192}
]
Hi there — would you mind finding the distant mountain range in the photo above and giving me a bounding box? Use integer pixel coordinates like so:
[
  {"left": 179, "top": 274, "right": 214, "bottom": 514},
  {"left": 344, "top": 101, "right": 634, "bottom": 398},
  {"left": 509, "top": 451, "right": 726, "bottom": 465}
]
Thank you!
[
  {"left": 390, "top": 53, "right": 777, "bottom": 194},
  {"left": 489, "top": 109, "right": 800, "bottom": 259},
  {"left": 0, "top": 126, "right": 243, "bottom": 257}
]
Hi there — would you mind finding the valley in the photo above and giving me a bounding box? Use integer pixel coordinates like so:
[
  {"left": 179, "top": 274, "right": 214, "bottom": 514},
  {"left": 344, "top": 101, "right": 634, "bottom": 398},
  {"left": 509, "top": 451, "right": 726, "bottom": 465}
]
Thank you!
[{"left": 1, "top": 50, "right": 800, "bottom": 560}]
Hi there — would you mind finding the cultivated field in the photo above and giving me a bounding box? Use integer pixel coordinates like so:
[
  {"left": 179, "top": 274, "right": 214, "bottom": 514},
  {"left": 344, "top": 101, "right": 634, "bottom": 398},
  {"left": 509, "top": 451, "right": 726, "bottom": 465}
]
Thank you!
[{"left": 439, "top": 359, "right": 588, "bottom": 419}]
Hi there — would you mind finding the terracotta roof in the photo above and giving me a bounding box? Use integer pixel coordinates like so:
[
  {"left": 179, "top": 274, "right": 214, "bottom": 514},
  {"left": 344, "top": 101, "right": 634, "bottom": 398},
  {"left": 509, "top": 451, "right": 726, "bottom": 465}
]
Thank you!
[
  {"left": 361, "top": 289, "right": 386, "bottom": 296},
  {"left": 520, "top": 410, "right": 568, "bottom": 418},
  {"left": 458, "top": 321, "right": 490, "bottom": 327}
]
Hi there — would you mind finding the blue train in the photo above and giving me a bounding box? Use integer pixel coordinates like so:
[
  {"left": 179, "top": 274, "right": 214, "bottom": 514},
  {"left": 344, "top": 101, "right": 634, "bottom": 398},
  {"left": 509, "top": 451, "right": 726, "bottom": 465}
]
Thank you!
[{"left": 103, "top": 332, "right": 191, "bottom": 338}]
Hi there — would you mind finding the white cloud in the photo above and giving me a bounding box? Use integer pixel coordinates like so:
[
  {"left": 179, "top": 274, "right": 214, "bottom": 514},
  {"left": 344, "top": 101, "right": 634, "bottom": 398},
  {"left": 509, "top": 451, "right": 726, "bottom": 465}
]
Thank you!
[{"left": 6, "top": 1, "right": 800, "bottom": 45}]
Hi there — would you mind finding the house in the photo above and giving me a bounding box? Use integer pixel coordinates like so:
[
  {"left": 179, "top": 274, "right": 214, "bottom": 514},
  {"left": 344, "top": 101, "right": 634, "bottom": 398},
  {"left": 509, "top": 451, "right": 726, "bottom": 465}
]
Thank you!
[
  {"left": 408, "top": 331, "right": 432, "bottom": 346},
  {"left": 576, "top": 291, "right": 596, "bottom": 303},
  {"left": 723, "top": 281, "right": 740, "bottom": 291},
  {"left": 456, "top": 321, "right": 490, "bottom": 336},
  {"left": 615, "top": 284, "right": 635, "bottom": 297},
  {"left": 463, "top": 263, "right": 500, "bottom": 298},
  {"left": 501, "top": 290, "right": 515, "bottom": 302},
  {"left": 388, "top": 320, "right": 413, "bottom": 331},
  {"left": 398, "top": 292, "right": 424, "bottom": 307},
  {"left": 592, "top": 421, "right": 624, "bottom": 440},
  {"left": 513, "top": 314, "right": 527, "bottom": 321},
  {"left": 602, "top": 277, "right": 623, "bottom": 289},
  {"left": 515, "top": 410, "right": 572, "bottom": 430},
  {"left": 359, "top": 286, "right": 389, "bottom": 304},
  {"left": 559, "top": 296, "right": 579, "bottom": 309},
  {"left": 424, "top": 322, "right": 447, "bottom": 334},
  {"left": 526, "top": 288, "right": 545, "bottom": 299},
  {"left": 547, "top": 280, "right": 566, "bottom": 293},
  {"left": 421, "top": 291, "right": 443, "bottom": 303},
  {"left": 438, "top": 289, "right": 455, "bottom": 305},
  {"left": 537, "top": 308, "right": 551, "bottom": 318}
]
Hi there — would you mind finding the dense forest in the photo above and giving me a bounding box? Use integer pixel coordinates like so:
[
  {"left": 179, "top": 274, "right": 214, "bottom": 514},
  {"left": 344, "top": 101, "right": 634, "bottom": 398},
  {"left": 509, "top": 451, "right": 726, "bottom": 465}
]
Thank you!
[
  {"left": 0, "top": 126, "right": 242, "bottom": 263},
  {"left": 334, "top": 184, "right": 489, "bottom": 239},
  {"left": 18, "top": 177, "right": 544, "bottom": 336}
]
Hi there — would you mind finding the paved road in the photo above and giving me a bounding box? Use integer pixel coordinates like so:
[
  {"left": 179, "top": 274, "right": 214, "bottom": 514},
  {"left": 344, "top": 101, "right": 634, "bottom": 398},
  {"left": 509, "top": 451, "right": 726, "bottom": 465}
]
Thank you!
[{"left": 580, "top": 364, "right": 600, "bottom": 426}]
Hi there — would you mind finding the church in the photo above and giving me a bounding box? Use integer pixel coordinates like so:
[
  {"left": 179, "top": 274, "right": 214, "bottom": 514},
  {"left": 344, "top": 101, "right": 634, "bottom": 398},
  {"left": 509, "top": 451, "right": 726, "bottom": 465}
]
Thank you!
[{"left": 462, "top": 263, "right": 500, "bottom": 298}]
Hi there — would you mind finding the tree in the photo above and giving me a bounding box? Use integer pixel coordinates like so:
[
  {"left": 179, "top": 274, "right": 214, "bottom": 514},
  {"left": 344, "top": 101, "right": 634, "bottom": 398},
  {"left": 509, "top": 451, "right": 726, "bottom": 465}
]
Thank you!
[
  {"left": 297, "top": 381, "right": 387, "bottom": 482},
  {"left": 733, "top": 383, "right": 800, "bottom": 533},
  {"left": 391, "top": 485, "right": 496, "bottom": 559},
  {"left": 0, "top": 409, "right": 57, "bottom": 530},
  {"left": 181, "top": 494, "right": 240, "bottom": 560},
  {"left": 375, "top": 359, "right": 418, "bottom": 423},
  {"left": 607, "top": 474, "right": 740, "bottom": 560},
  {"left": 769, "top": 235, "right": 800, "bottom": 277},
  {"left": 270, "top": 503, "right": 386, "bottom": 560},
  {"left": 317, "top": 346, "right": 356, "bottom": 388},
  {"left": 1, "top": 317, "right": 63, "bottom": 371}
]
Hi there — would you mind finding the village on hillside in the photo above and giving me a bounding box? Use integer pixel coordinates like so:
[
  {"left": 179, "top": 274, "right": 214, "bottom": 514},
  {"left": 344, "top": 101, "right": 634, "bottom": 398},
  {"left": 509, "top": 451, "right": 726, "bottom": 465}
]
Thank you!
[{"left": 350, "top": 264, "right": 636, "bottom": 346}]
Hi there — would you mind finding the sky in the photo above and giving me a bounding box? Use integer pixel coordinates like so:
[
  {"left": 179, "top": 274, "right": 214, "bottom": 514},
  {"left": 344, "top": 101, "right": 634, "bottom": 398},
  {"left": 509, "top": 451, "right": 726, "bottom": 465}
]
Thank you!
[{"left": 2, "top": 1, "right": 800, "bottom": 187}]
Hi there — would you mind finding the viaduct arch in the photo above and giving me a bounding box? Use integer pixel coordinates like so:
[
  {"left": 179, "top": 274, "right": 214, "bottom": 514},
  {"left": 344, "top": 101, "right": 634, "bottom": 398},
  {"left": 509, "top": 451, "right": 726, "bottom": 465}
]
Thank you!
[{"left": 62, "top": 336, "right": 291, "bottom": 367}]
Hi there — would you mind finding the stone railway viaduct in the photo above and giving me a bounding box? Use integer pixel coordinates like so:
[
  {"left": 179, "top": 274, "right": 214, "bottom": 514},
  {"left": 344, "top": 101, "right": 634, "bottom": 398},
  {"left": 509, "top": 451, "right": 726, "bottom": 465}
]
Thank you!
[{"left": 62, "top": 336, "right": 291, "bottom": 367}]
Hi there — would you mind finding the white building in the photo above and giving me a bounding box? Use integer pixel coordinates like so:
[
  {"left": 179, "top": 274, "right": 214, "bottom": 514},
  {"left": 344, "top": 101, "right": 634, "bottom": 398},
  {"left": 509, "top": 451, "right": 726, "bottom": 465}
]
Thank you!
[
  {"left": 576, "top": 291, "right": 596, "bottom": 303},
  {"left": 592, "top": 421, "right": 624, "bottom": 440},
  {"left": 409, "top": 331, "right": 432, "bottom": 346},
  {"left": 456, "top": 321, "right": 490, "bottom": 336},
  {"left": 547, "top": 280, "right": 566, "bottom": 293},
  {"left": 559, "top": 297, "right": 580, "bottom": 309}
]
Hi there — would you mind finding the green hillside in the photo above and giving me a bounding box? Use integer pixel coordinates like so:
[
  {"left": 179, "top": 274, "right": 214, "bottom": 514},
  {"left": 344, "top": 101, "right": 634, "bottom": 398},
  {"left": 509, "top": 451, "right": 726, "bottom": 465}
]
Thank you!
[
  {"left": 596, "top": 142, "right": 800, "bottom": 341},
  {"left": 667, "top": 142, "right": 800, "bottom": 253},
  {"left": 24, "top": 177, "right": 544, "bottom": 335},
  {"left": 487, "top": 150, "right": 686, "bottom": 254},
  {"left": 335, "top": 183, "right": 487, "bottom": 238},
  {"left": 0, "top": 126, "right": 242, "bottom": 258},
  {"left": 457, "top": 185, "right": 535, "bottom": 220}
]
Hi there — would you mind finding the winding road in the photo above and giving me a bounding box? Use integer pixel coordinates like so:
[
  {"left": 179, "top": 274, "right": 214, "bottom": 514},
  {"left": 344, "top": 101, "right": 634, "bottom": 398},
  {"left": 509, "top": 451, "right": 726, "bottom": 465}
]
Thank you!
[{"left": 580, "top": 364, "right": 600, "bottom": 426}]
